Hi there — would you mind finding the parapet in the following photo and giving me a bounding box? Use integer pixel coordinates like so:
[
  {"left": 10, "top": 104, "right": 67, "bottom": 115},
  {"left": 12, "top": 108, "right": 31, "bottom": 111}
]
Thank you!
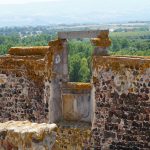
[
  {"left": 92, "top": 56, "right": 150, "bottom": 72},
  {"left": 62, "top": 82, "right": 91, "bottom": 92},
  {"left": 8, "top": 46, "right": 50, "bottom": 56}
]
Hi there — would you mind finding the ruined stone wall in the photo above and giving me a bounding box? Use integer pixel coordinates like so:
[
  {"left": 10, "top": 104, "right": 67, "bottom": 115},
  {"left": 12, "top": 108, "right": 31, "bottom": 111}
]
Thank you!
[
  {"left": 0, "top": 39, "right": 68, "bottom": 124},
  {"left": 0, "top": 72, "right": 48, "bottom": 123},
  {"left": 0, "top": 121, "right": 57, "bottom": 150},
  {"left": 62, "top": 82, "right": 92, "bottom": 122},
  {"left": 55, "top": 121, "right": 92, "bottom": 150},
  {"left": 0, "top": 47, "right": 52, "bottom": 123},
  {"left": 53, "top": 82, "right": 93, "bottom": 150},
  {"left": 1, "top": 30, "right": 150, "bottom": 150},
  {"left": 92, "top": 56, "right": 150, "bottom": 149}
]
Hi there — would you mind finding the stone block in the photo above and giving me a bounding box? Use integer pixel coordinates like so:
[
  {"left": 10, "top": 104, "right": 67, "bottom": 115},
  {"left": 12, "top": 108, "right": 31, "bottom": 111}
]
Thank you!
[{"left": 0, "top": 121, "right": 57, "bottom": 150}]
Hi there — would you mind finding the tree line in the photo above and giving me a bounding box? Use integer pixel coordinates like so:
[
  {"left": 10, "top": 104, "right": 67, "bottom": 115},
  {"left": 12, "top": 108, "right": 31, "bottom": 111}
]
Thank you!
[{"left": 0, "top": 31, "right": 150, "bottom": 82}]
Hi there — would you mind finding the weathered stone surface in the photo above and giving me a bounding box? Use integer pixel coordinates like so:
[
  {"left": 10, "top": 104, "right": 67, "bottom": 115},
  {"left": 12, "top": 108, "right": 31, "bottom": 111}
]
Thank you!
[
  {"left": 0, "top": 73, "right": 49, "bottom": 123},
  {"left": 0, "top": 121, "right": 57, "bottom": 150},
  {"left": 62, "top": 82, "right": 92, "bottom": 122},
  {"left": 58, "top": 30, "right": 108, "bottom": 39},
  {"left": 62, "top": 82, "right": 91, "bottom": 91},
  {"left": 55, "top": 121, "right": 93, "bottom": 150},
  {"left": 0, "top": 54, "right": 51, "bottom": 123},
  {"left": 8, "top": 46, "right": 50, "bottom": 56},
  {"left": 0, "top": 40, "right": 62, "bottom": 123},
  {"left": 48, "top": 39, "right": 69, "bottom": 123},
  {"left": 1, "top": 30, "right": 150, "bottom": 150},
  {"left": 91, "top": 30, "right": 111, "bottom": 48},
  {"left": 92, "top": 56, "right": 150, "bottom": 149}
]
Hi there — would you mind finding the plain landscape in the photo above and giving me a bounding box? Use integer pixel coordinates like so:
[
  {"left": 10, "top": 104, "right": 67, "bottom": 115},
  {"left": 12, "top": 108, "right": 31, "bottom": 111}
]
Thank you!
[{"left": 0, "top": 22, "right": 150, "bottom": 82}]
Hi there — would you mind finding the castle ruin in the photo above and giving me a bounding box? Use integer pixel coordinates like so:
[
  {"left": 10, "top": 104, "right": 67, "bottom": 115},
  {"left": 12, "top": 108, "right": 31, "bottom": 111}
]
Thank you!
[{"left": 0, "top": 30, "right": 150, "bottom": 150}]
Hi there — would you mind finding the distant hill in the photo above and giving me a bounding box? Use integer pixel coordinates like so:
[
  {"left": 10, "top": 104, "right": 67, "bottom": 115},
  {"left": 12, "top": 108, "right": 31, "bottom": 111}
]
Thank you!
[{"left": 0, "top": 0, "right": 150, "bottom": 26}]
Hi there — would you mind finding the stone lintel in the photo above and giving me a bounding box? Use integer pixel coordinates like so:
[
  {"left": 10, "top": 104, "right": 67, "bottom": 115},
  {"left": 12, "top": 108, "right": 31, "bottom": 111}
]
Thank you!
[{"left": 58, "top": 30, "right": 109, "bottom": 39}]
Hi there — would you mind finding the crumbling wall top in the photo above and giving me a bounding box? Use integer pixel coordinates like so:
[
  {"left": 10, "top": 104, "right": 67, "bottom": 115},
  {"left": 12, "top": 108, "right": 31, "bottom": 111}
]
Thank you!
[
  {"left": 62, "top": 82, "right": 91, "bottom": 90},
  {"left": 93, "top": 56, "right": 150, "bottom": 72},
  {"left": 0, "top": 121, "right": 57, "bottom": 149},
  {"left": 8, "top": 46, "right": 50, "bottom": 56}
]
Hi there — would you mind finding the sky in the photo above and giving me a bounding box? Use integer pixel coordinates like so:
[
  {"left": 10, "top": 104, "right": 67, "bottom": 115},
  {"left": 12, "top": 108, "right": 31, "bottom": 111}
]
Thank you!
[
  {"left": 0, "top": 0, "right": 150, "bottom": 26},
  {"left": 0, "top": 0, "right": 59, "bottom": 4}
]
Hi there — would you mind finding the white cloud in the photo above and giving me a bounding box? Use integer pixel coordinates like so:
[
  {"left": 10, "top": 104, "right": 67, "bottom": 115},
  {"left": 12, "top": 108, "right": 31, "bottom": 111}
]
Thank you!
[{"left": 0, "top": 0, "right": 60, "bottom": 5}]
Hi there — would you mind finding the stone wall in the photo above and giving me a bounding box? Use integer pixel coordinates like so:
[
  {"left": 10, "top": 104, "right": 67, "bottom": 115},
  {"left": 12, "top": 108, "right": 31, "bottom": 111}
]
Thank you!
[
  {"left": 62, "top": 82, "right": 92, "bottom": 122},
  {"left": 0, "top": 47, "right": 52, "bottom": 123},
  {"left": 0, "top": 72, "right": 49, "bottom": 123},
  {"left": 0, "top": 57, "right": 48, "bottom": 122},
  {"left": 55, "top": 82, "right": 93, "bottom": 150},
  {"left": 55, "top": 121, "right": 92, "bottom": 150},
  {"left": 1, "top": 30, "right": 150, "bottom": 150},
  {"left": 0, "top": 39, "right": 69, "bottom": 124},
  {"left": 0, "top": 121, "right": 57, "bottom": 150},
  {"left": 92, "top": 56, "right": 150, "bottom": 149}
]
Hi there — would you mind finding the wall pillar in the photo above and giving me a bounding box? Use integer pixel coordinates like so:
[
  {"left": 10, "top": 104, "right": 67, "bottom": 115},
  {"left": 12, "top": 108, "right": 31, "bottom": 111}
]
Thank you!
[
  {"left": 62, "top": 40, "right": 69, "bottom": 82},
  {"left": 91, "top": 30, "right": 111, "bottom": 56},
  {"left": 48, "top": 39, "right": 69, "bottom": 123},
  {"left": 90, "top": 30, "right": 111, "bottom": 124}
]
